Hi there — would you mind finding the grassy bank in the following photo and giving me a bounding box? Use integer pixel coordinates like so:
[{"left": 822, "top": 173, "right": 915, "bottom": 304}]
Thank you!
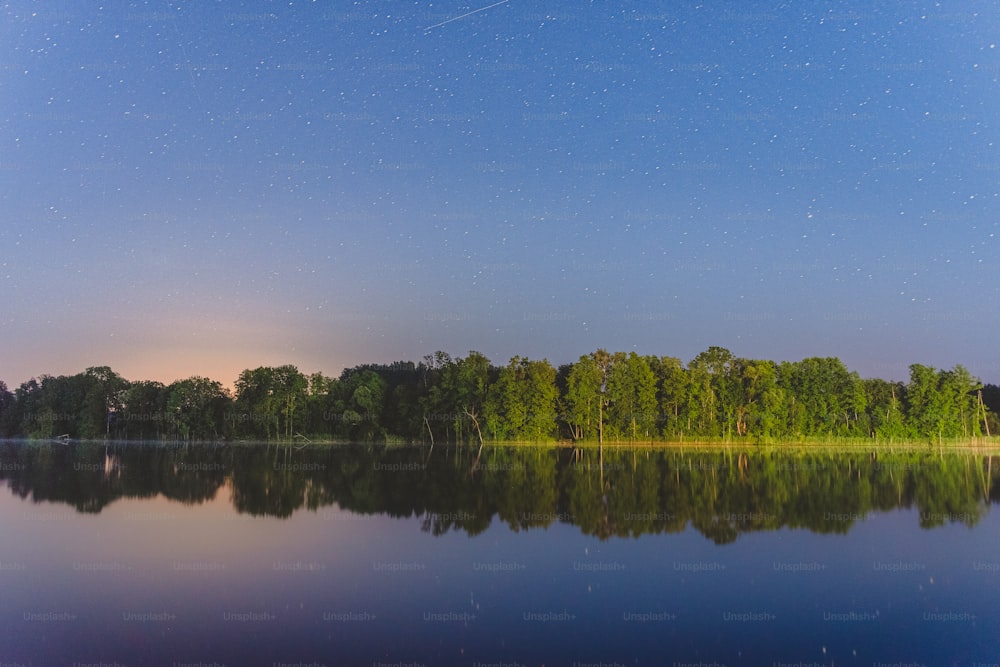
[
  {"left": 458, "top": 436, "right": 1000, "bottom": 454},
  {"left": 6, "top": 435, "right": 1000, "bottom": 454}
]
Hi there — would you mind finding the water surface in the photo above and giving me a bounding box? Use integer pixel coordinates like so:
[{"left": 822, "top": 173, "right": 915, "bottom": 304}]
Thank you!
[{"left": 1, "top": 442, "right": 998, "bottom": 665}]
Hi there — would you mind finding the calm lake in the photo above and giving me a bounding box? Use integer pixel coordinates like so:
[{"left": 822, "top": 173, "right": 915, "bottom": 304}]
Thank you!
[{"left": 1, "top": 441, "right": 998, "bottom": 666}]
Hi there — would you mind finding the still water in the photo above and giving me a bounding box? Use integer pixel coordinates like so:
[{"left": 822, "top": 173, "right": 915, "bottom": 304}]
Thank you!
[{"left": 1, "top": 441, "right": 998, "bottom": 665}]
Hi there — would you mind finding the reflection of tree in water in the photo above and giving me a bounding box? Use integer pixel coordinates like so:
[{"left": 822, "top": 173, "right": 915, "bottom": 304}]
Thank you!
[
  {"left": 1, "top": 442, "right": 998, "bottom": 541},
  {"left": 230, "top": 446, "right": 308, "bottom": 519},
  {"left": 0, "top": 441, "right": 229, "bottom": 513},
  {"left": 911, "top": 454, "right": 988, "bottom": 528}
]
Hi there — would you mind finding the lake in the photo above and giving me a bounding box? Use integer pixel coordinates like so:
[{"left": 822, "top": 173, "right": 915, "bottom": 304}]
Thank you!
[{"left": 1, "top": 441, "right": 998, "bottom": 665}]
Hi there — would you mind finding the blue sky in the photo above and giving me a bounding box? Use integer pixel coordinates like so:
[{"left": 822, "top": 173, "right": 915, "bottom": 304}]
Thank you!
[{"left": 2, "top": 1, "right": 998, "bottom": 387}]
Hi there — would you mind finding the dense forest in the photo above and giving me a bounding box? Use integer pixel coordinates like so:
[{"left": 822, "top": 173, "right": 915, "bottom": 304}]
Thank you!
[{"left": 0, "top": 347, "right": 997, "bottom": 443}]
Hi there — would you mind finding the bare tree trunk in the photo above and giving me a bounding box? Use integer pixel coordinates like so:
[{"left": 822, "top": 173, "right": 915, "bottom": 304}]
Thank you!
[
  {"left": 598, "top": 399, "right": 604, "bottom": 445},
  {"left": 423, "top": 415, "right": 435, "bottom": 446},
  {"left": 980, "top": 391, "right": 991, "bottom": 437},
  {"left": 465, "top": 408, "right": 484, "bottom": 447}
]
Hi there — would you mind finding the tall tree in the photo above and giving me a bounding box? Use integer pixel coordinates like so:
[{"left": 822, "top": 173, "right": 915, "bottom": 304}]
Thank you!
[
  {"left": 419, "top": 351, "right": 454, "bottom": 444},
  {"left": 687, "top": 346, "right": 734, "bottom": 437},
  {"left": 981, "top": 384, "right": 1000, "bottom": 436},
  {"left": 298, "top": 372, "right": 337, "bottom": 437},
  {"left": 7, "top": 379, "right": 40, "bottom": 438},
  {"left": 341, "top": 362, "right": 422, "bottom": 439},
  {"left": 940, "top": 365, "right": 981, "bottom": 438},
  {"left": 778, "top": 357, "right": 859, "bottom": 436},
  {"left": 167, "top": 377, "right": 232, "bottom": 441},
  {"left": 864, "top": 378, "right": 907, "bottom": 440},
  {"left": 333, "top": 369, "right": 386, "bottom": 440},
  {"left": 606, "top": 352, "right": 657, "bottom": 440},
  {"left": 271, "top": 365, "right": 309, "bottom": 439},
  {"left": 908, "top": 365, "right": 982, "bottom": 440},
  {"left": 731, "top": 358, "right": 781, "bottom": 438},
  {"left": 0, "top": 380, "right": 13, "bottom": 437},
  {"left": 452, "top": 351, "right": 492, "bottom": 445},
  {"left": 82, "top": 366, "right": 129, "bottom": 438},
  {"left": 234, "top": 367, "right": 278, "bottom": 439},
  {"left": 485, "top": 357, "right": 559, "bottom": 441},
  {"left": 120, "top": 380, "right": 169, "bottom": 440},
  {"left": 233, "top": 365, "right": 308, "bottom": 440},
  {"left": 564, "top": 354, "right": 602, "bottom": 441},
  {"left": 592, "top": 349, "right": 623, "bottom": 444},
  {"left": 647, "top": 356, "right": 688, "bottom": 438}
]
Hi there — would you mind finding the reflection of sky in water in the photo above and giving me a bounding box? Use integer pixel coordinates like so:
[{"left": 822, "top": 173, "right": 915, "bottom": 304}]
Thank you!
[{"left": 1, "top": 486, "right": 998, "bottom": 664}]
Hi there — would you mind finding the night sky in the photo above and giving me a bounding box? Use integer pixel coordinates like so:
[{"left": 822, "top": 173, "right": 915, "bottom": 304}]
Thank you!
[{"left": 2, "top": 1, "right": 998, "bottom": 388}]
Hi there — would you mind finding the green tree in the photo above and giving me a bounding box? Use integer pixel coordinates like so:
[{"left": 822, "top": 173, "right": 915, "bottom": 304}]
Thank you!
[
  {"left": 418, "top": 351, "right": 454, "bottom": 444},
  {"left": 485, "top": 357, "right": 559, "bottom": 441},
  {"left": 907, "top": 364, "right": 982, "bottom": 440},
  {"left": 864, "top": 378, "right": 907, "bottom": 440},
  {"left": 687, "top": 346, "right": 734, "bottom": 437},
  {"left": 564, "top": 354, "right": 602, "bottom": 441},
  {"left": 233, "top": 365, "right": 309, "bottom": 440},
  {"left": 980, "top": 384, "right": 1000, "bottom": 436},
  {"left": 430, "top": 351, "right": 493, "bottom": 444},
  {"left": 647, "top": 356, "right": 688, "bottom": 438},
  {"left": 0, "top": 381, "right": 13, "bottom": 437},
  {"left": 333, "top": 369, "right": 386, "bottom": 440},
  {"left": 341, "top": 362, "right": 422, "bottom": 440},
  {"left": 234, "top": 367, "right": 278, "bottom": 439},
  {"left": 20, "top": 373, "right": 101, "bottom": 439},
  {"left": 905, "top": 363, "right": 939, "bottom": 438},
  {"left": 564, "top": 350, "right": 621, "bottom": 443},
  {"left": 271, "top": 365, "right": 309, "bottom": 439},
  {"left": 939, "top": 365, "right": 981, "bottom": 438},
  {"left": 758, "top": 377, "right": 789, "bottom": 440},
  {"left": 778, "top": 357, "right": 859, "bottom": 436},
  {"left": 606, "top": 352, "right": 657, "bottom": 440},
  {"left": 300, "top": 372, "right": 337, "bottom": 437},
  {"left": 6, "top": 379, "right": 40, "bottom": 437},
  {"left": 455, "top": 351, "right": 492, "bottom": 445},
  {"left": 120, "top": 380, "right": 169, "bottom": 440},
  {"left": 731, "top": 358, "right": 781, "bottom": 439},
  {"left": 167, "top": 377, "right": 231, "bottom": 441},
  {"left": 78, "top": 367, "right": 128, "bottom": 438},
  {"left": 593, "top": 349, "right": 623, "bottom": 443}
]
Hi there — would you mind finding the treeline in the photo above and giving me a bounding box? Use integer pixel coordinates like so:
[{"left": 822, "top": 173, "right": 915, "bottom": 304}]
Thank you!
[{"left": 0, "top": 347, "right": 997, "bottom": 443}]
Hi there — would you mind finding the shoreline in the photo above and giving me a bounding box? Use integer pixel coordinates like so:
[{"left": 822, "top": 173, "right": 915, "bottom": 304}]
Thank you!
[{"left": 4, "top": 436, "right": 1000, "bottom": 453}]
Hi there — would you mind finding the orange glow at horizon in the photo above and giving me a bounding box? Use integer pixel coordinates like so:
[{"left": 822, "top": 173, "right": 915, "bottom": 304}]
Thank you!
[{"left": 2, "top": 309, "right": 356, "bottom": 389}]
